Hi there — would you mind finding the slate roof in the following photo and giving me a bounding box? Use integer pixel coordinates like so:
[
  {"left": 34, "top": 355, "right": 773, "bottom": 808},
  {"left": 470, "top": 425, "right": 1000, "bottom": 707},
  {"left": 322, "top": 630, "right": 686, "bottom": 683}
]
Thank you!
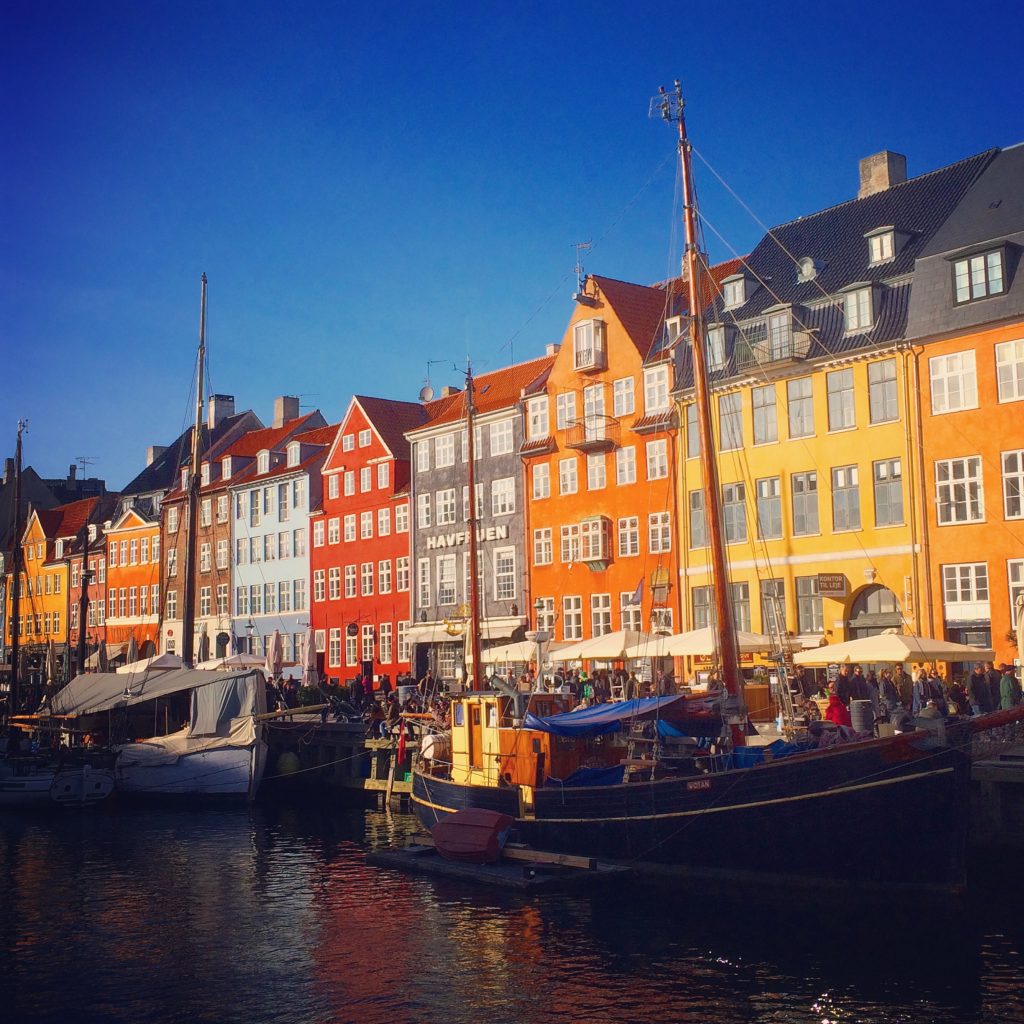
[
  {"left": 675, "top": 148, "right": 995, "bottom": 388},
  {"left": 354, "top": 397, "right": 430, "bottom": 460}
]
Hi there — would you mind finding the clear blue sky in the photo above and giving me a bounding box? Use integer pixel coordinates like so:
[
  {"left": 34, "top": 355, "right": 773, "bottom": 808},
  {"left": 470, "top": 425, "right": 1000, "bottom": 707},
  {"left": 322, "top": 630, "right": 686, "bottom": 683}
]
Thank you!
[{"left": 3, "top": 0, "right": 1022, "bottom": 489}]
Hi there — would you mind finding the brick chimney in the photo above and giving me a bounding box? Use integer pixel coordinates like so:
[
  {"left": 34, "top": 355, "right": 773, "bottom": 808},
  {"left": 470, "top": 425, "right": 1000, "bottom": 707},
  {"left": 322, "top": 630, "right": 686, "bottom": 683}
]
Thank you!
[
  {"left": 858, "top": 151, "right": 907, "bottom": 199},
  {"left": 207, "top": 394, "right": 235, "bottom": 430},
  {"left": 146, "top": 445, "right": 167, "bottom": 467},
  {"left": 273, "top": 395, "right": 300, "bottom": 428}
]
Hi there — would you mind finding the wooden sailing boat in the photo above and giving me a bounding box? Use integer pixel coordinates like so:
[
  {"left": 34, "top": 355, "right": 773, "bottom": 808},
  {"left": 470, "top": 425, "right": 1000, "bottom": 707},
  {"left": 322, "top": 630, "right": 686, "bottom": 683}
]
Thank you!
[{"left": 411, "top": 84, "right": 973, "bottom": 894}]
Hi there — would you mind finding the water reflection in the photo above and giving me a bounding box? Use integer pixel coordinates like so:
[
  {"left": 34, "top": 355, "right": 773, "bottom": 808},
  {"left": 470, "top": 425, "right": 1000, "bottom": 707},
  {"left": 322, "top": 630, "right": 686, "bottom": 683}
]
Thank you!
[{"left": 0, "top": 803, "right": 1021, "bottom": 1024}]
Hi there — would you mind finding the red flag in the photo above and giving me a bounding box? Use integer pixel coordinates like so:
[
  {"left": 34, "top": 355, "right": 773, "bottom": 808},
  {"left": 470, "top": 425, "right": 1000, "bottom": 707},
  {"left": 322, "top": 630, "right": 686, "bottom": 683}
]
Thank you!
[{"left": 397, "top": 724, "right": 407, "bottom": 764}]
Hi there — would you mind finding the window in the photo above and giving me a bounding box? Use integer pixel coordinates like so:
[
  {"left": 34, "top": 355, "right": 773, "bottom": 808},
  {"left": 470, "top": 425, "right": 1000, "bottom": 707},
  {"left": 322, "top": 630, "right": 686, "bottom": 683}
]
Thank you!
[
  {"left": 395, "top": 503, "right": 409, "bottom": 533},
  {"left": 586, "top": 454, "right": 606, "bottom": 490},
  {"left": 357, "top": 562, "right": 372, "bottom": 597},
  {"left": 341, "top": 564, "right": 355, "bottom": 598},
  {"left": 434, "top": 433, "right": 456, "bottom": 468},
  {"left": 379, "top": 559, "right": 392, "bottom": 594},
  {"left": 264, "top": 534, "right": 276, "bottom": 562},
  {"left": 755, "top": 477, "right": 782, "bottom": 540},
  {"left": 692, "top": 586, "right": 711, "bottom": 629},
  {"left": 313, "top": 570, "right": 326, "bottom": 602},
  {"left": 706, "top": 327, "right": 727, "bottom": 371},
  {"left": 436, "top": 554, "right": 456, "bottom": 605},
  {"left": 313, "top": 520, "right": 325, "bottom": 547},
  {"left": 342, "top": 433, "right": 354, "bottom": 452},
  {"left": 417, "top": 558, "right": 431, "bottom": 609},
  {"left": 532, "top": 463, "right": 550, "bottom": 499},
  {"left": 429, "top": 488, "right": 454, "bottom": 526},
  {"left": 120, "top": 540, "right": 128, "bottom": 566},
  {"left": 494, "top": 548, "right": 516, "bottom": 601},
  {"left": 942, "top": 563, "right": 989, "bottom": 610},
  {"left": 328, "top": 517, "right": 340, "bottom": 544},
  {"left": 723, "top": 483, "right": 747, "bottom": 543},
  {"left": 562, "top": 596, "right": 582, "bottom": 640},
  {"left": 613, "top": 377, "right": 635, "bottom": 417},
  {"left": 108, "top": 541, "right": 117, "bottom": 567},
  {"left": 257, "top": 451, "right": 270, "bottom": 475},
  {"left": 293, "top": 578, "right": 306, "bottom": 611},
  {"left": 463, "top": 483, "right": 483, "bottom": 522},
  {"left": 796, "top": 576, "right": 823, "bottom": 633},
  {"left": 278, "top": 483, "right": 290, "bottom": 521},
  {"left": 249, "top": 495, "right": 260, "bottom": 528},
  {"left": 649, "top": 511, "right": 672, "bottom": 553},
  {"left": 535, "top": 597, "right": 556, "bottom": 634},
  {"left": 151, "top": 537, "right": 159, "bottom": 564},
  {"left": 752, "top": 385, "right": 777, "bottom": 444},
  {"left": 730, "top": 582, "right": 751, "bottom": 632},
  {"left": 377, "top": 622, "right": 392, "bottom": 664},
  {"left": 844, "top": 287, "right": 873, "bottom": 332},
  {"left": 527, "top": 398, "right": 549, "bottom": 439},
  {"left": 832, "top": 465, "right": 861, "bottom": 531},
  {"left": 376, "top": 508, "right": 390, "bottom": 536},
  {"left": 999, "top": 449, "right": 1024, "bottom": 519},
  {"left": 558, "top": 458, "right": 578, "bottom": 495},
  {"left": 760, "top": 579, "right": 785, "bottom": 635},
  {"left": 620, "top": 592, "right": 642, "bottom": 632},
  {"left": 416, "top": 441, "right": 430, "bottom": 473},
  {"left": 582, "top": 384, "right": 605, "bottom": 441},
  {"left": 617, "top": 516, "right": 639, "bottom": 557},
  {"left": 344, "top": 471, "right": 355, "bottom": 496},
  {"left": 417, "top": 493, "right": 431, "bottom": 529},
  {"left": 573, "top": 319, "right": 604, "bottom": 370},
  {"left": 461, "top": 425, "right": 483, "bottom": 463},
  {"left": 996, "top": 339, "right": 1024, "bottom": 403},
  {"left": 217, "top": 539, "right": 229, "bottom": 570},
  {"left": 533, "top": 528, "right": 552, "bottom": 565},
  {"left": 336, "top": 514, "right": 351, "bottom": 542},
  {"left": 868, "top": 230, "right": 894, "bottom": 264},
  {"left": 688, "top": 491, "right": 707, "bottom": 549},
  {"left": 167, "top": 548, "right": 177, "bottom": 577},
  {"left": 580, "top": 518, "right": 610, "bottom": 561},
  {"left": 358, "top": 429, "right": 371, "bottom": 448},
  {"left": 644, "top": 365, "right": 670, "bottom": 413},
  {"left": 356, "top": 467, "right": 369, "bottom": 493},
  {"left": 395, "top": 620, "right": 410, "bottom": 664},
  {"left": 645, "top": 440, "right": 668, "bottom": 481},
  {"left": 722, "top": 277, "right": 746, "bottom": 308},
  {"left": 787, "top": 378, "right": 814, "bottom": 438},
  {"left": 792, "top": 471, "right": 819, "bottom": 536},
  {"left": 328, "top": 629, "right": 341, "bottom": 668},
  {"left": 326, "top": 566, "right": 340, "bottom": 601},
  {"left": 250, "top": 536, "right": 261, "bottom": 563},
  {"left": 930, "top": 351, "right": 978, "bottom": 414},
  {"left": 491, "top": 477, "right": 515, "bottom": 515},
  {"left": 768, "top": 311, "right": 792, "bottom": 359},
  {"left": 198, "top": 498, "right": 212, "bottom": 528},
  {"left": 873, "top": 459, "right": 904, "bottom": 526},
  {"left": 953, "top": 250, "right": 1005, "bottom": 303},
  {"left": 936, "top": 456, "right": 984, "bottom": 524},
  {"left": 555, "top": 392, "right": 576, "bottom": 431},
  {"left": 167, "top": 507, "right": 179, "bottom": 534},
  {"left": 591, "top": 593, "right": 612, "bottom": 636},
  {"left": 719, "top": 393, "right": 742, "bottom": 450},
  {"left": 489, "top": 419, "right": 514, "bottom": 456},
  {"left": 328, "top": 474, "right": 339, "bottom": 500},
  {"left": 166, "top": 590, "right": 177, "bottom": 620},
  {"left": 1009, "top": 559, "right": 1024, "bottom": 621},
  {"left": 827, "top": 368, "right": 855, "bottom": 431},
  {"left": 560, "top": 524, "right": 580, "bottom": 564},
  {"left": 129, "top": 538, "right": 138, "bottom": 565},
  {"left": 686, "top": 403, "right": 700, "bottom": 459}
]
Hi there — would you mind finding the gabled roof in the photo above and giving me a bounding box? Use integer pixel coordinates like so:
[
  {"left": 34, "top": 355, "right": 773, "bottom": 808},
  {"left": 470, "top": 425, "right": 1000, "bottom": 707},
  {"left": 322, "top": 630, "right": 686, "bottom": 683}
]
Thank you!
[
  {"left": 221, "top": 413, "right": 322, "bottom": 459},
  {"left": 293, "top": 422, "right": 340, "bottom": 447},
  {"left": 32, "top": 496, "right": 100, "bottom": 544},
  {"left": 590, "top": 276, "right": 669, "bottom": 360},
  {"left": 353, "top": 397, "right": 429, "bottom": 461},
  {"left": 415, "top": 355, "right": 555, "bottom": 431}
]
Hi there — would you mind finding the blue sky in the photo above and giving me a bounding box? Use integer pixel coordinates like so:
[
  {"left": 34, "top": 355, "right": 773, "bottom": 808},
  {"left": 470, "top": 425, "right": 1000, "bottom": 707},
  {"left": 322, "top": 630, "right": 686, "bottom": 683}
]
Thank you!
[{"left": 3, "top": 0, "right": 1022, "bottom": 489}]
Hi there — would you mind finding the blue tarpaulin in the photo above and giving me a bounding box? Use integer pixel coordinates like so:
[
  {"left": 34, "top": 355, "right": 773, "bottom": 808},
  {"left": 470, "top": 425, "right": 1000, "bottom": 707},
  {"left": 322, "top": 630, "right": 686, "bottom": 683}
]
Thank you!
[{"left": 523, "top": 695, "right": 684, "bottom": 737}]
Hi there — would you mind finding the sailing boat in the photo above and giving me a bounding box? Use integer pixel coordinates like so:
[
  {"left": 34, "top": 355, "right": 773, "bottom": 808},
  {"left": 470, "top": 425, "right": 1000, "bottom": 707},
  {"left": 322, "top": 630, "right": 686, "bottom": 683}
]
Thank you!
[
  {"left": 410, "top": 85, "right": 974, "bottom": 894},
  {"left": 46, "top": 276, "right": 268, "bottom": 799}
]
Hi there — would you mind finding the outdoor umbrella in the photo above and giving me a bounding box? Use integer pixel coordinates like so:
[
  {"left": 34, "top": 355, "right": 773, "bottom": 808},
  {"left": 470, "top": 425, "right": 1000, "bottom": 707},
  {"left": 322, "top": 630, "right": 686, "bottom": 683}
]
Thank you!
[
  {"left": 301, "top": 626, "right": 318, "bottom": 689},
  {"left": 126, "top": 635, "right": 139, "bottom": 665},
  {"left": 265, "top": 629, "right": 283, "bottom": 681},
  {"left": 793, "top": 632, "right": 994, "bottom": 666},
  {"left": 479, "top": 639, "right": 569, "bottom": 664},
  {"left": 622, "top": 627, "right": 775, "bottom": 659},
  {"left": 550, "top": 630, "right": 652, "bottom": 662},
  {"left": 196, "top": 625, "right": 210, "bottom": 664}
]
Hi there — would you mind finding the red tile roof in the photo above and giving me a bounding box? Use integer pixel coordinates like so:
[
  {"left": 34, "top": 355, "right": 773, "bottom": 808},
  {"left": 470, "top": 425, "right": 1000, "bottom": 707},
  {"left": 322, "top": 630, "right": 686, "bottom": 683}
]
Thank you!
[
  {"left": 220, "top": 413, "right": 322, "bottom": 458},
  {"left": 294, "top": 422, "right": 341, "bottom": 447},
  {"left": 591, "top": 276, "right": 670, "bottom": 359},
  {"left": 36, "top": 497, "right": 100, "bottom": 540},
  {"left": 419, "top": 355, "right": 554, "bottom": 429},
  {"left": 354, "top": 397, "right": 430, "bottom": 460}
]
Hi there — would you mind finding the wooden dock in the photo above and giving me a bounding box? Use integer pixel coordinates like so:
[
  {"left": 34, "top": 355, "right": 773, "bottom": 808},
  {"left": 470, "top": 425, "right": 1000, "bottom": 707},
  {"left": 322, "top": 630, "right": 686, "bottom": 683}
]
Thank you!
[{"left": 971, "top": 742, "right": 1024, "bottom": 848}]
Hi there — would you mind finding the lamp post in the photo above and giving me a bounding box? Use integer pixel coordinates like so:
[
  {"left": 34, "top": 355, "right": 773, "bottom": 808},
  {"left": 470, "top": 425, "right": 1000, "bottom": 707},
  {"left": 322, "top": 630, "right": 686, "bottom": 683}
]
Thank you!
[{"left": 526, "top": 597, "right": 550, "bottom": 693}]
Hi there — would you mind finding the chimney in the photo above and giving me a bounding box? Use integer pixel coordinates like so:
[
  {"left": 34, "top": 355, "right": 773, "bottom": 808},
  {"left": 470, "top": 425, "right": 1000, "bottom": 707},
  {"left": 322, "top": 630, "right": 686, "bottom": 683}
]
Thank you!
[
  {"left": 3, "top": 457, "right": 13, "bottom": 484},
  {"left": 68, "top": 463, "right": 77, "bottom": 481},
  {"left": 207, "top": 394, "right": 235, "bottom": 430},
  {"left": 546, "top": 343, "right": 561, "bottom": 356},
  {"left": 858, "top": 150, "right": 907, "bottom": 199},
  {"left": 440, "top": 386, "right": 462, "bottom": 398},
  {"left": 273, "top": 395, "right": 300, "bottom": 427},
  {"left": 146, "top": 445, "right": 167, "bottom": 467}
]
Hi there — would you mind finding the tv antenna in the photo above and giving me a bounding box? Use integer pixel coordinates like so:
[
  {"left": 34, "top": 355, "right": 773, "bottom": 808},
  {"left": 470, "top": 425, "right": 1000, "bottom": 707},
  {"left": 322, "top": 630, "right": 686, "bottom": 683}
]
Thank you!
[
  {"left": 77, "top": 456, "right": 98, "bottom": 474},
  {"left": 572, "top": 240, "right": 592, "bottom": 299},
  {"left": 419, "top": 359, "right": 449, "bottom": 403}
]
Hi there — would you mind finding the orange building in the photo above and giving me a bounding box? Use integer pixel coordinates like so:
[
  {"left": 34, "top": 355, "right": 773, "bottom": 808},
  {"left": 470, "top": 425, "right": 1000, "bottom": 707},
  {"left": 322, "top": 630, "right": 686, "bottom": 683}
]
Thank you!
[
  {"left": 906, "top": 145, "right": 1024, "bottom": 667},
  {"left": 103, "top": 506, "right": 162, "bottom": 658}
]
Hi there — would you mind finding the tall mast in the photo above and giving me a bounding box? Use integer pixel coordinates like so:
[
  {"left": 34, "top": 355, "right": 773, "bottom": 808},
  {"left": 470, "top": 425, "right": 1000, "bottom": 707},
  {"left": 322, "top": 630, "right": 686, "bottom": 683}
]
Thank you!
[
  {"left": 181, "top": 273, "right": 207, "bottom": 669},
  {"left": 657, "top": 82, "right": 745, "bottom": 740},
  {"left": 8, "top": 420, "right": 25, "bottom": 714},
  {"left": 74, "top": 489, "right": 91, "bottom": 680},
  {"left": 464, "top": 362, "right": 484, "bottom": 690}
]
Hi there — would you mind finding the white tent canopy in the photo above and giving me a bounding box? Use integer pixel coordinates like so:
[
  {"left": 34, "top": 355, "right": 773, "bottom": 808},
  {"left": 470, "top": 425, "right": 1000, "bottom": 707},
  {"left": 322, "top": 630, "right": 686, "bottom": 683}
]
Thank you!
[
  {"left": 476, "top": 639, "right": 569, "bottom": 665},
  {"left": 194, "top": 653, "right": 267, "bottom": 671},
  {"left": 550, "top": 630, "right": 652, "bottom": 662},
  {"left": 622, "top": 627, "right": 774, "bottom": 660},
  {"left": 117, "top": 652, "right": 183, "bottom": 675},
  {"left": 793, "top": 633, "right": 994, "bottom": 666},
  {"left": 50, "top": 668, "right": 261, "bottom": 717}
]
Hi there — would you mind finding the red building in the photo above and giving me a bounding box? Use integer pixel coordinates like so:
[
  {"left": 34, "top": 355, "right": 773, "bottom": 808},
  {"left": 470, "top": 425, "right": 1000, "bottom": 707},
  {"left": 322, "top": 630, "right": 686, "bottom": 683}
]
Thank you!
[{"left": 310, "top": 396, "right": 427, "bottom": 687}]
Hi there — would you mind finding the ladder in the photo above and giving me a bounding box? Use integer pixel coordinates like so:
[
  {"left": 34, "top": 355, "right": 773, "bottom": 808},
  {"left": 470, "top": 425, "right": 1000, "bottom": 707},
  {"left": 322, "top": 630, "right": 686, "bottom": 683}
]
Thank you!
[{"left": 762, "top": 595, "right": 802, "bottom": 739}]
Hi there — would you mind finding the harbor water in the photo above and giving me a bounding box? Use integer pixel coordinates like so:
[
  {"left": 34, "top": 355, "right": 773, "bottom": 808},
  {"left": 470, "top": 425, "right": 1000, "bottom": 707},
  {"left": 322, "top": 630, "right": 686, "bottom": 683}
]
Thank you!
[{"left": 1, "top": 801, "right": 1022, "bottom": 1024}]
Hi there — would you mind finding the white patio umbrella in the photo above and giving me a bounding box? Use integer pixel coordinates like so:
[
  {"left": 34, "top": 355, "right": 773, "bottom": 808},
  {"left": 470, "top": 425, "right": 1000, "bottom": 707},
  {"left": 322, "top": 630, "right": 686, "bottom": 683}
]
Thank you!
[
  {"left": 45, "top": 639, "right": 57, "bottom": 683},
  {"left": 265, "top": 629, "right": 283, "bottom": 681},
  {"left": 301, "top": 627, "right": 318, "bottom": 689},
  {"left": 97, "top": 641, "right": 109, "bottom": 673},
  {"left": 550, "top": 630, "right": 652, "bottom": 662},
  {"left": 479, "top": 639, "right": 569, "bottom": 664},
  {"left": 793, "top": 632, "right": 994, "bottom": 666},
  {"left": 194, "top": 652, "right": 266, "bottom": 670},
  {"left": 622, "top": 627, "right": 775, "bottom": 660}
]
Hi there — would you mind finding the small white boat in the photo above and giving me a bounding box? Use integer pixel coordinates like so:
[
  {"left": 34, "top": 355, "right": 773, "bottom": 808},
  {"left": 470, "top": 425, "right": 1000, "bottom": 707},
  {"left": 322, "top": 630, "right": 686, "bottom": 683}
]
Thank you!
[{"left": 0, "top": 756, "right": 115, "bottom": 808}]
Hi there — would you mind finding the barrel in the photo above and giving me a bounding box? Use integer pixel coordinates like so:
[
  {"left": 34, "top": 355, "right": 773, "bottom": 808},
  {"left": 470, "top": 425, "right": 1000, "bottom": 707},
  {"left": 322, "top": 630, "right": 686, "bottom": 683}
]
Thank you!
[
  {"left": 420, "top": 733, "right": 451, "bottom": 763},
  {"left": 850, "top": 698, "right": 873, "bottom": 734}
]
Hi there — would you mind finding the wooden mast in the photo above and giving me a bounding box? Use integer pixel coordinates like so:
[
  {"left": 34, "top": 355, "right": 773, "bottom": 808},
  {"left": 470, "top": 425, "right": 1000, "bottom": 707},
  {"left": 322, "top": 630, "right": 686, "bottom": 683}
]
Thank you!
[
  {"left": 660, "top": 82, "right": 746, "bottom": 742},
  {"left": 8, "top": 420, "right": 25, "bottom": 715},
  {"left": 464, "top": 362, "right": 484, "bottom": 690},
  {"left": 181, "top": 273, "right": 207, "bottom": 669}
]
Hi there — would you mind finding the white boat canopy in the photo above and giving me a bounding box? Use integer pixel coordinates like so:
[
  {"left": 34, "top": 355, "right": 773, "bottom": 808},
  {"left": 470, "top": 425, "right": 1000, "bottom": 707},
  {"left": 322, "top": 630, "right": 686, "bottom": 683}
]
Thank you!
[
  {"left": 622, "top": 627, "right": 775, "bottom": 659},
  {"left": 49, "top": 668, "right": 261, "bottom": 717},
  {"left": 792, "top": 633, "right": 994, "bottom": 666}
]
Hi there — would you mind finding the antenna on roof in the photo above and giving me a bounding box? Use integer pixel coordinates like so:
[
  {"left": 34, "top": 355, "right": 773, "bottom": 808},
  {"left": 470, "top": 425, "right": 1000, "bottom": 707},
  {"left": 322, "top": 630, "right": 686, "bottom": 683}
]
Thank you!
[
  {"left": 76, "top": 457, "right": 98, "bottom": 474},
  {"left": 419, "top": 359, "right": 448, "bottom": 403},
  {"left": 572, "top": 240, "right": 592, "bottom": 303}
]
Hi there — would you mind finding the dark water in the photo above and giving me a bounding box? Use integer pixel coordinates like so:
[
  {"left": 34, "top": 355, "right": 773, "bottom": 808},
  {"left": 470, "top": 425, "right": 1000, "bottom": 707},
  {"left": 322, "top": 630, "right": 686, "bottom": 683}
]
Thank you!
[{"left": 1, "top": 801, "right": 1022, "bottom": 1024}]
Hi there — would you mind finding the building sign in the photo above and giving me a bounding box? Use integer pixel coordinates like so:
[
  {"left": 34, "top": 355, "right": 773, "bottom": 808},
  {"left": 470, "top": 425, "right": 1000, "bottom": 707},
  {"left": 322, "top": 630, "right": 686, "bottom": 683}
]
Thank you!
[
  {"left": 817, "top": 572, "right": 848, "bottom": 598},
  {"left": 426, "top": 524, "right": 509, "bottom": 550}
]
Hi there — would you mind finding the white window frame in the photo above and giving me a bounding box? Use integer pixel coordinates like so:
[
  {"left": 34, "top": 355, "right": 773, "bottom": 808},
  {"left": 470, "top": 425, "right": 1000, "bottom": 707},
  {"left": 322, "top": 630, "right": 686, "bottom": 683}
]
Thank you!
[
  {"left": 612, "top": 377, "right": 635, "bottom": 417},
  {"left": 935, "top": 456, "right": 984, "bottom": 525},
  {"left": 930, "top": 351, "right": 978, "bottom": 414},
  {"left": 643, "top": 365, "right": 670, "bottom": 413},
  {"left": 995, "top": 339, "right": 1024, "bottom": 403},
  {"left": 616, "top": 446, "right": 637, "bottom": 486},
  {"left": 532, "top": 463, "right": 550, "bottom": 500},
  {"left": 1001, "top": 449, "right": 1024, "bottom": 520}
]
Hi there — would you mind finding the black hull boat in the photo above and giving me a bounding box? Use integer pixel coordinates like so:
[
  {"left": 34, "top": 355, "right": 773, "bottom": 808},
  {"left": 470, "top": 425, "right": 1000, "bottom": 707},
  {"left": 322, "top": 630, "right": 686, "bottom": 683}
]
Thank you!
[{"left": 413, "top": 733, "right": 971, "bottom": 894}]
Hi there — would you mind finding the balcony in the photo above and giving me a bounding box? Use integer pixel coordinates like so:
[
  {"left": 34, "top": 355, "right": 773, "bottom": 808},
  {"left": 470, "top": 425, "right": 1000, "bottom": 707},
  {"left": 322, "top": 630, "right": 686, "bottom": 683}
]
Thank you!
[
  {"left": 734, "top": 328, "right": 812, "bottom": 372},
  {"left": 579, "top": 516, "right": 612, "bottom": 571},
  {"left": 564, "top": 415, "right": 620, "bottom": 453}
]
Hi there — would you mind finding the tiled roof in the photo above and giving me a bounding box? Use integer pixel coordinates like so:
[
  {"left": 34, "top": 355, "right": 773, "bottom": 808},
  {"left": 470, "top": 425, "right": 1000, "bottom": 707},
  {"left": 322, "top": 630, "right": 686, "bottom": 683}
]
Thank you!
[
  {"left": 354, "top": 397, "right": 430, "bottom": 460},
  {"left": 417, "top": 355, "right": 555, "bottom": 430},
  {"left": 221, "top": 413, "right": 322, "bottom": 458},
  {"left": 591, "top": 276, "right": 669, "bottom": 359},
  {"left": 228, "top": 448, "right": 330, "bottom": 487},
  {"left": 519, "top": 437, "right": 556, "bottom": 455},
  {"left": 631, "top": 410, "right": 677, "bottom": 434},
  {"left": 293, "top": 422, "right": 340, "bottom": 447},
  {"left": 38, "top": 497, "right": 99, "bottom": 540}
]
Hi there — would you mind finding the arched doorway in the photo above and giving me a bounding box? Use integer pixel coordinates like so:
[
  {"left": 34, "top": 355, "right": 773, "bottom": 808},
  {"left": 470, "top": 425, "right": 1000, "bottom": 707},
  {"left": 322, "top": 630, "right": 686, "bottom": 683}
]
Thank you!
[{"left": 848, "top": 584, "right": 901, "bottom": 638}]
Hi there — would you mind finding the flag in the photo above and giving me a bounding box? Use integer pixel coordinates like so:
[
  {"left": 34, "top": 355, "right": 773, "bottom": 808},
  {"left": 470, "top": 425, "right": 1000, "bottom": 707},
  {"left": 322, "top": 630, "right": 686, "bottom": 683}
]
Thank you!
[{"left": 627, "top": 580, "right": 644, "bottom": 606}]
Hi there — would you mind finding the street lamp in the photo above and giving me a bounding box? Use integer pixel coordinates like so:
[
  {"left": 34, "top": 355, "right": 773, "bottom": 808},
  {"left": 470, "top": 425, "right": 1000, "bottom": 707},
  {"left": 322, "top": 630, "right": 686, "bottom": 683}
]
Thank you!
[{"left": 526, "top": 597, "right": 550, "bottom": 693}]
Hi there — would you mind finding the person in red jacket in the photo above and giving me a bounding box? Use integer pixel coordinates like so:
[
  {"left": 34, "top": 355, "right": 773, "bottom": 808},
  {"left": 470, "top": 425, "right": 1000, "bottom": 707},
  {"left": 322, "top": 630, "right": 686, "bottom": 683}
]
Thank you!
[{"left": 824, "top": 682, "right": 852, "bottom": 727}]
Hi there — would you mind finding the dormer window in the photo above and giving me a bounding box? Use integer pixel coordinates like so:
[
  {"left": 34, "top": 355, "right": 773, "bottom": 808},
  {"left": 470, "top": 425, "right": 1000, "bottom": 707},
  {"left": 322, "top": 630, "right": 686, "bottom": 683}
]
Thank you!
[
  {"left": 707, "top": 326, "right": 727, "bottom": 370},
  {"left": 55, "top": 539, "right": 64, "bottom": 559},
  {"left": 573, "top": 319, "right": 606, "bottom": 371},
  {"left": 200, "top": 462, "right": 210, "bottom": 486},
  {"left": 722, "top": 275, "right": 746, "bottom": 309},
  {"left": 953, "top": 249, "right": 1006, "bottom": 304},
  {"left": 287, "top": 442, "right": 301, "bottom": 467},
  {"left": 842, "top": 285, "right": 875, "bottom": 333},
  {"left": 222, "top": 457, "right": 232, "bottom": 480},
  {"left": 767, "top": 310, "right": 793, "bottom": 359},
  {"left": 88, "top": 524, "right": 97, "bottom": 542},
  {"left": 867, "top": 229, "right": 894, "bottom": 264},
  {"left": 181, "top": 468, "right": 189, "bottom": 490},
  {"left": 665, "top": 316, "right": 685, "bottom": 344},
  {"left": 257, "top": 450, "right": 270, "bottom": 474}
]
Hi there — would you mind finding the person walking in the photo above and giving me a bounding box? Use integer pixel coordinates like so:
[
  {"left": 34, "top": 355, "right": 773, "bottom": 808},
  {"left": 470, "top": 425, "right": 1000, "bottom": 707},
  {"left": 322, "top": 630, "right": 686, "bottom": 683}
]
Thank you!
[
  {"left": 967, "top": 662, "right": 993, "bottom": 716},
  {"left": 1000, "top": 664, "right": 1022, "bottom": 710}
]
